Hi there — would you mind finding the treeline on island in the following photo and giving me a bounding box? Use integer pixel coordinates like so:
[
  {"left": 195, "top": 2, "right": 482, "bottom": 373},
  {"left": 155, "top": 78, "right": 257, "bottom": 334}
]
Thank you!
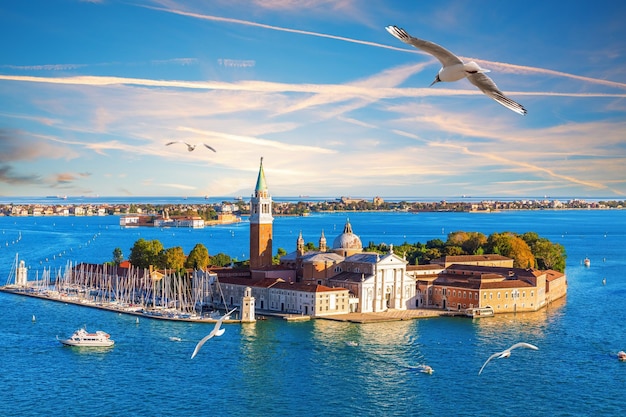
[
  {"left": 363, "top": 231, "right": 567, "bottom": 272},
  {"left": 116, "top": 230, "right": 566, "bottom": 274},
  {"left": 111, "top": 239, "right": 236, "bottom": 273}
]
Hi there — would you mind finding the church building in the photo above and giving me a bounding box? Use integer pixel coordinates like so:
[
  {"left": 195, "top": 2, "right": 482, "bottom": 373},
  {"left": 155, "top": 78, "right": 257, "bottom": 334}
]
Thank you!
[{"left": 280, "top": 219, "right": 418, "bottom": 313}]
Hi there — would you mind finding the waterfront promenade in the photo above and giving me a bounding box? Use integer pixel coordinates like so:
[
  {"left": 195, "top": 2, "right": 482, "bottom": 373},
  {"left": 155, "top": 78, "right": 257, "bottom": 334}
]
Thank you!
[{"left": 0, "top": 285, "right": 445, "bottom": 324}]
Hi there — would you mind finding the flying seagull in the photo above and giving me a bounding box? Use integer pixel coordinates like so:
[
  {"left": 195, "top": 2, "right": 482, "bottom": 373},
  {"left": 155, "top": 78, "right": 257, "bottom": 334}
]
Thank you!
[
  {"left": 190, "top": 308, "right": 237, "bottom": 359},
  {"left": 479, "top": 342, "right": 539, "bottom": 375},
  {"left": 166, "top": 140, "right": 216, "bottom": 153},
  {"left": 385, "top": 25, "right": 527, "bottom": 115}
]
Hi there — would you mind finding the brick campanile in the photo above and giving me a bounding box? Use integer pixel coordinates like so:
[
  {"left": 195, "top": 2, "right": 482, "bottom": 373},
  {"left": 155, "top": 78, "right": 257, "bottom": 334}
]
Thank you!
[{"left": 249, "top": 157, "right": 274, "bottom": 269}]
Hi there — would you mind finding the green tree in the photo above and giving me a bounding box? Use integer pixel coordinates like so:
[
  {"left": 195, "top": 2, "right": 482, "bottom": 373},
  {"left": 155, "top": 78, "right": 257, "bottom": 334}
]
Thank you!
[
  {"left": 444, "top": 245, "right": 464, "bottom": 256},
  {"left": 463, "top": 232, "right": 487, "bottom": 255},
  {"left": 426, "top": 238, "right": 445, "bottom": 249},
  {"left": 186, "top": 243, "right": 210, "bottom": 270},
  {"left": 128, "top": 238, "right": 164, "bottom": 269},
  {"left": 211, "top": 253, "right": 232, "bottom": 267},
  {"left": 161, "top": 246, "right": 186, "bottom": 272},
  {"left": 531, "top": 238, "right": 567, "bottom": 272},
  {"left": 112, "top": 247, "right": 123, "bottom": 266},
  {"left": 486, "top": 232, "right": 535, "bottom": 269},
  {"left": 446, "top": 231, "right": 469, "bottom": 247},
  {"left": 273, "top": 247, "right": 287, "bottom": 264}
]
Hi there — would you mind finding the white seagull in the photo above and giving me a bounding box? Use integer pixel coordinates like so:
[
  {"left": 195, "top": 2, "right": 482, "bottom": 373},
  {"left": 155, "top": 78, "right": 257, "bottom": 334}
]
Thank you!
[
  {"left": 385, "top": 25, "right": 527, "bottom": 115},
  {"left": 166, "top": 140, "right": 216, "bottom": 153},
  {"left": 190, "top": 308, "right": 237, "bottom": 359},
  {"left": 479, "top": 342, "right": 539, "bottom": 375}
]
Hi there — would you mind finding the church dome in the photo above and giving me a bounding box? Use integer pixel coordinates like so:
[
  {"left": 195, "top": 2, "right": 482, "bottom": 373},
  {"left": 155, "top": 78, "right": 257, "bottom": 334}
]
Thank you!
[{"left": 332, "top": 219, "right": 362, "bottom": 250}]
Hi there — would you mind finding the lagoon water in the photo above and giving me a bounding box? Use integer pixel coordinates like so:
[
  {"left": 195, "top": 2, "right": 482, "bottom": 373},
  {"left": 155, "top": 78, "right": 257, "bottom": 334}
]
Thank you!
[{"left": 0, "top": 208, "right": 625, "bottom": 416}]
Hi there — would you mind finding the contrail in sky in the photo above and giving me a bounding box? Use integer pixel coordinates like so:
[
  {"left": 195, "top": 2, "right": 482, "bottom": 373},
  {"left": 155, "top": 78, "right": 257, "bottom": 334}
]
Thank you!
[
  {"left": 144, "top": 5, "right": 626, "bottom": 90},
  {"left": 2, "top": 74, "right": 625, "bottom": 100}
]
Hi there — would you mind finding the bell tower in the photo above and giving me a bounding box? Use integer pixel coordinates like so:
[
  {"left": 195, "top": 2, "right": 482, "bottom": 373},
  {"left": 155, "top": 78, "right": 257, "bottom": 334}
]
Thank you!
[{"left": 249, "top": 157, "right": 274, "bottom": 269}]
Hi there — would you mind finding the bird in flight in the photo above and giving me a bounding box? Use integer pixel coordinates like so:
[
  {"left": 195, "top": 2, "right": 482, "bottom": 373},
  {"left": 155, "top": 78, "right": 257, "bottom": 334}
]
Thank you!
[
  {"left": 166, "top": 140, "right": 216, "bottom": 153},
  {"left": 385, "top": 25, "right": 527, "bottom": 115},
  {"left": 190, "top": 308, "right": 237, "bottom": 359},
  {"left": 479, "top": 342, "right": 539, "bottom": 375}
]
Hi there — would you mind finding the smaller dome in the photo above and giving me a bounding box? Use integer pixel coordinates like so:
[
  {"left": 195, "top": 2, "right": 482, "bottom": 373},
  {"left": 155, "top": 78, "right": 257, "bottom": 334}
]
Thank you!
[{"left": 332, "top": 219, "right": 362, "bottom": 250}]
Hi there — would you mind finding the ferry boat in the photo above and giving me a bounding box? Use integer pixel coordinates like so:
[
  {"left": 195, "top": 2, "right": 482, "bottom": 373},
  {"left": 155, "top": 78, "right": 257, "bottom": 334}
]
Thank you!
[{"left": 59, "top": 328, "right": 114, "bottom": 347}]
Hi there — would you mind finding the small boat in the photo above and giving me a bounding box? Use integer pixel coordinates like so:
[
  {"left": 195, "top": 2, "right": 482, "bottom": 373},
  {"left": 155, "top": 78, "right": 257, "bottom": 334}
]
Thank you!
[
  {"left": 169, "top": 336, "right": 182, "bottom": 342},
  {"left": 465, "top": 306, "right": 494, "bottom": 318},
  {"left": 59, "top": 328, "right": 114, "bottom": 347},
  {"left": 345, "top": 341, "right": 358, "bottom": 347},
  {"left": 584, "top": 258, "right": 590, "bottom": 267},
  {"left": 418, "top": 365, "right": 434, "bottom": 374},
  {"left": 618, "top": 351, "right": 626, "bottom": 361}
]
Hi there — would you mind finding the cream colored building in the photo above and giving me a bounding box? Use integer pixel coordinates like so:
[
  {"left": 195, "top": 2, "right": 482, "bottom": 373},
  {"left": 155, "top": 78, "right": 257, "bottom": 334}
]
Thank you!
[{"left": 215, "top": 276, "right": 350, "bottom": 317}]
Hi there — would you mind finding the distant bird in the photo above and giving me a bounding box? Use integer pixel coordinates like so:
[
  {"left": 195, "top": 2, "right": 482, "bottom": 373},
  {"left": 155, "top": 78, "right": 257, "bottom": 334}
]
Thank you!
[
  {"left": 479, "top": 342, "right": 539, "bottom": 375},
  {"left": 190, "top": 308, "right": 237, "bottom": 359},
  {"left": 385, "top": 25, "right": 527, "bottom": 115},
  {"left": 166, "top": 140, "right": 216, "bottom": 153}
]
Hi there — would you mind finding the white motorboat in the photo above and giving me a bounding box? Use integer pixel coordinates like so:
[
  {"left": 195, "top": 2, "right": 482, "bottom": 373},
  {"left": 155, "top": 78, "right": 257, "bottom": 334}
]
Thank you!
[{"left": 59, "top": 328, "right": 114, "bottom": 347}]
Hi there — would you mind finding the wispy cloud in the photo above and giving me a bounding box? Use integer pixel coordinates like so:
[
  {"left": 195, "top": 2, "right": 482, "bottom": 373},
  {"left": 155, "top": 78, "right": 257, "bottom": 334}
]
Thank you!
[
  {"left": 178, "top": 127, "right": 335, "bottom": 154},
  {"left": 0, "top": 64, "right": 88, "bottom": 71},
  {"left": 217, "top": 58, "right": 256, "bottom": 68}
]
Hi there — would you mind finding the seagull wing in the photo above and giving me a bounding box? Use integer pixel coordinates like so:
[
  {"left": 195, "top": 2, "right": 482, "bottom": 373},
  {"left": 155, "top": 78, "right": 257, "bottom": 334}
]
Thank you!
[
  {"left": 190, "top": 329, "right": 217, "bottom": 359},
  {"left": 212, "top": 307, "right": 237, "bottom": 333},
  {"left": 165, "top": 141, "right": 179, "bottom": 146},
  {"left": 202, "top": 143, "right": 217, "bottom": 153},
  {"left": 509, "top": 342, "right": 539, "bottom": 351},
  {"left": 478, "top": 351, "right": 503, "bottom": 375},
  {"left": 385, "top": 25, "right": 462, "bottom": 67},
  {"left": 466, "top": 72, "right": 527, "bottom": 115}
]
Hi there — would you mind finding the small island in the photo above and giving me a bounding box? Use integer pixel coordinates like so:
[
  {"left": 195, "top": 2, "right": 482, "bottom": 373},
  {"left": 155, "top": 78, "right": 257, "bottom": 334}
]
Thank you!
[{"left": 0, "top": 160, "right": 568, "bottom": 323}]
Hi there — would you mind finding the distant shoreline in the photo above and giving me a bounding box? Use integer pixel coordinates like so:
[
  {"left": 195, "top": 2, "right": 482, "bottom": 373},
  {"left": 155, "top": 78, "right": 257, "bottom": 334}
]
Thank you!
[{"left": 0, "top": 198, "right": 623, "bottom": 217}]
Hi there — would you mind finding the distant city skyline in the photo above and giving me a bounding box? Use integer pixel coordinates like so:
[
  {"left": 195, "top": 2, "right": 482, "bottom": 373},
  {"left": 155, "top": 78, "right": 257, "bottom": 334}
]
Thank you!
[{"left": 1, "top": 0, "right": 625, "bottom": 198}]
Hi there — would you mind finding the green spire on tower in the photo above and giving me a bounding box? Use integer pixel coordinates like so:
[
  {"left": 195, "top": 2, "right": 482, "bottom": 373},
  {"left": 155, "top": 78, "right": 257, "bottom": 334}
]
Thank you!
[{"left": 255, "top": 157, "right": 268, "bottom": 196}]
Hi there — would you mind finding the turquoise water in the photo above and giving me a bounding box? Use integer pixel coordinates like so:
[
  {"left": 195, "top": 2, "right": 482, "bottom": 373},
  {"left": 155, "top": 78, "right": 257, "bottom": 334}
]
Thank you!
[{"left": 1, "top": 209, "right": 625, "bottom": 416}]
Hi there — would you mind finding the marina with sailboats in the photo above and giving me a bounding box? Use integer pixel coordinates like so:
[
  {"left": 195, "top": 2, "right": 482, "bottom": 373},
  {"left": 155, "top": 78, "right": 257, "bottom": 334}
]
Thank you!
[{"left": 1, "top": 254, "right": 241, "bottom": 324}]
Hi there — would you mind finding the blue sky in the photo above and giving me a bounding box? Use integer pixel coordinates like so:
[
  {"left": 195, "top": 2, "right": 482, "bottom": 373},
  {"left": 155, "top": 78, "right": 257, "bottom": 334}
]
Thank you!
[{"left": 1, "top": 0, "right": 625, "bottom": 199}]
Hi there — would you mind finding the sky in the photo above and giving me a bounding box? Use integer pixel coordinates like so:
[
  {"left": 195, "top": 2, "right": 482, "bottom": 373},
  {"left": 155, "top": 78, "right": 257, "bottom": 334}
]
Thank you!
[{"left": 1, "top": 0, "right": 625, "bottom": 199}]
